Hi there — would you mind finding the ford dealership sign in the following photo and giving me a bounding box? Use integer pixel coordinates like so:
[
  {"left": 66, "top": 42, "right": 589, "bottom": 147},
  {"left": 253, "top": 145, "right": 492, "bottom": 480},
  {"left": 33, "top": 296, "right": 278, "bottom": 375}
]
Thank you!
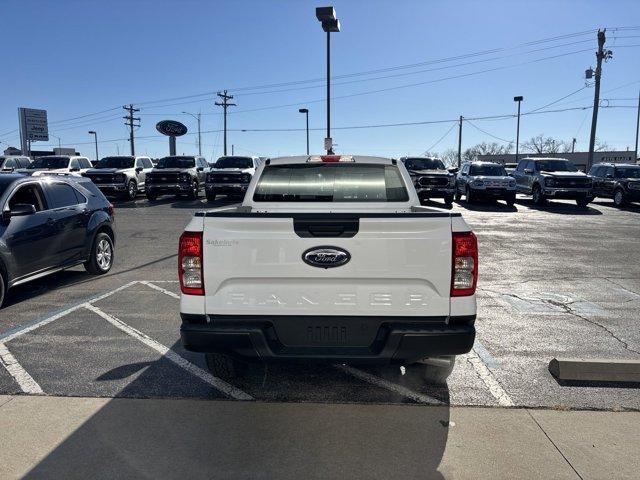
[{"left": 156, "top": 120, "right": 188, "bottom": 137}]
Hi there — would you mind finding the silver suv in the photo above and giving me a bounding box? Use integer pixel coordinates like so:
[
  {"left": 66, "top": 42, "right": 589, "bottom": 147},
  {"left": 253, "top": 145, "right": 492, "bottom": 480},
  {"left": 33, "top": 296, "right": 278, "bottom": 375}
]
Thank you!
[
  {"left": 83, "top": 156, "right": 154, "bottom": 200},
  {"left": 455, "top": 162, "right": 517, "bottom": 205}
]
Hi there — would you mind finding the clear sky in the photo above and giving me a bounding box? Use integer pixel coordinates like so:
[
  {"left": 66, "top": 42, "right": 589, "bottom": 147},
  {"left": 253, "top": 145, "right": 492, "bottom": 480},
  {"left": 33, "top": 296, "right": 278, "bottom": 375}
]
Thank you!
[{"left": 1, "top": 0, "right": 639, "bottom": 160}]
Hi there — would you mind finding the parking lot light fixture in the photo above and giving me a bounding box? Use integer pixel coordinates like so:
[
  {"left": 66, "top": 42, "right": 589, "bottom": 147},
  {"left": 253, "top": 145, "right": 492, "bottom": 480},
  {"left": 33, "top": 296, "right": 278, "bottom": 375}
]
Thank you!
[
  {"left": 88, "top": 131, "right": 99, "bottom": 163},
  {"left": 299, "top": 108, "right": 309, "bottom": 155},
  {"left": 182, "top": 111, "right": 202, "bottom": 156},
  {"left": 513, "top": 96, "right": 523, "bottom": 163},
  {"left": 316, "top": 6, "right": 340, "bottom": 155}
]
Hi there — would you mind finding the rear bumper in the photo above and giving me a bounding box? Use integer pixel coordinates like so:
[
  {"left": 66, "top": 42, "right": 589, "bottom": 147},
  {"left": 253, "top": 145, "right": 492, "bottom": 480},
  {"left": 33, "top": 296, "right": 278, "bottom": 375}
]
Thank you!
[{"left": 180, "top": 314, "right": 476, "bottom": 364}]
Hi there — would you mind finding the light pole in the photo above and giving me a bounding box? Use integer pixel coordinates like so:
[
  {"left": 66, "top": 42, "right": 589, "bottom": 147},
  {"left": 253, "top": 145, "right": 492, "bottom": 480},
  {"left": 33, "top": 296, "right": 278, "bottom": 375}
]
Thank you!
[
  {"left": 316, "top": 6, "right": 340, "bottom": 154},
  {"left": 299, "top": 108, "right": 309, "bottom": 155},
  {"left": 88, "top": 131, "right": 99, "bottom": 163},
  {"left": 182, "top": 111, "right": 202, "bottom": 156},
  {"left": 513, "top": 96, "right": 523, "bottom": 163},
  {"left": 50, "top": 134, "right": 62, "bottom": 153}
]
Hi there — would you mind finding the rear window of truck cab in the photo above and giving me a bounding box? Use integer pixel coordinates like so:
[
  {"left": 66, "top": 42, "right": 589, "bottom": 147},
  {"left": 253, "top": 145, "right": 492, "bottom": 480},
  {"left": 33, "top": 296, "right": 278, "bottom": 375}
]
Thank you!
[{"left": 253, "top": 163, "right": 409, "bottom": 202}]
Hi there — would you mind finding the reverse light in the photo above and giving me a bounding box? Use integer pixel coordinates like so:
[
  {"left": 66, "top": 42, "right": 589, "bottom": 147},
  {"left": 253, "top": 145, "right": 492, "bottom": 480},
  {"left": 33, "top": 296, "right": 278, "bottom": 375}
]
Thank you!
[
  {"left": 451, "top": 231, "right": 478, "bottom": 297},
  {"left": 179, "top": 231, "right": 204, "bottom": 295}
]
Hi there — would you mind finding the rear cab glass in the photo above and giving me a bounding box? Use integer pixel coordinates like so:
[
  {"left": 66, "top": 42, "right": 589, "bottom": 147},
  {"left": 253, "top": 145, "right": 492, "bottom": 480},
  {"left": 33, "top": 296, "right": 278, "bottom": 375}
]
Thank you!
[{"left": 253, "top": 163, "right": 409, "bottom": 202}]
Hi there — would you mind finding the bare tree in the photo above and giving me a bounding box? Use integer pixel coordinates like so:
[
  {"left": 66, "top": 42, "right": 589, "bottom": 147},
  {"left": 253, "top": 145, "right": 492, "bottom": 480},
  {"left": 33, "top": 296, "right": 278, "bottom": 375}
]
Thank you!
[
  {"left": 438, "top": 148, "right": 459, "bottom": 167},
  {"left": 522, "top": 134, "right": 570, "bottom": 154},
  {"left": 462, "top": 142, "right": 513, "bottom": 161},
  {"left": 595, "top": 138, "right": 610, "bottom": 151}
]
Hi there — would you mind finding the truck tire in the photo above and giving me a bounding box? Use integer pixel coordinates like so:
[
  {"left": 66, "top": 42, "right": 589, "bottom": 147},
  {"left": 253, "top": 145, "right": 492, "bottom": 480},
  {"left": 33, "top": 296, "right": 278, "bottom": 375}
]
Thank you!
[
  {"left": 576, "top": 198, "right": 590, "bottom": 208},
  {"left": 454, "top": 190, "right": 462, "bottom": 201},
  {"left": 444, "top": 194, "right": 454, "bottom": 206},
  {"left": 0, "top": 269, "right": 6, "bottom": 309},
  {"left": 205, "top": 353, "right": 247, "bottom": 379},
  {"left": 466, "top": 186, "right": 475, "bottom": 204},
  {"left": 146, "top": 191, "right": 158, "bottom": 201},
  {"left": 409, "top": 356, "right": 456, "bottom": 385},
  {"left": 188, "top": 180, "right": 199, "bottom": 200},
  {"left": 84, "top": 232, "right": 114, "bottom": 275},
  {"left": 613, "top": 188, "right": 627, "bottom": 207},
  {"left": 124, "top": 180, "right": 137, "bottom": 201},
  {"left": 505, "top": 193, "right": 516, "bottom": 206},
  {"left": 532, "top": 184, "right": 545, "bottom": 205},
  {"left": 206, "top": 192, "right": 216, "bottom": 202}
]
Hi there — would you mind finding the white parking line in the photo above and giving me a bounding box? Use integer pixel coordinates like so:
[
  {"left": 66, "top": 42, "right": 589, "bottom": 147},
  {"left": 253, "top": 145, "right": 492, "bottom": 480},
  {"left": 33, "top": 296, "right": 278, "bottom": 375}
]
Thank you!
[
  {"left": 83, "top": 303, "right": 253, "bottom": 401},
  {"left": 0, "top": 343, "right": 43, "bottom": 394},
  {"left": 0, "top": 281, "right": 139, "bottom": 344},
  {"left": 140, "top": 281, "right": 180, "bottom": 299},
  {"left": 465, "top": 349, "right": 514, "bottom": 407},
  {"left": 336, "top": 365, "right": 445, "bottom": 405}
]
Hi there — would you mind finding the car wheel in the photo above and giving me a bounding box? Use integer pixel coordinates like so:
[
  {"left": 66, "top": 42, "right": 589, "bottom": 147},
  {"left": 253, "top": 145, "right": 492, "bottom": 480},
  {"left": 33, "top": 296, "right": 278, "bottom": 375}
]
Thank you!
[
  {"left": 407, "top": 356, "right": 456, "bottom": 385},
  {"left": 576, "top": 198, "right": 590, "bottom": 207},
  {"left": 146, "top": 191, "right": 157, "bottom": 201},
  {"left": 188, "top": 180, "right": 199, "bottom": 200},
  {"left": 532, "top": 184, "right": 545, "bottom": 205},
  {"left": 206, "top": 192, "right": 216, "bottom": 202},
  {"left": 125, "top": 180, "right": 137, "bottom": 201},
  {"left": 444, "top": 194, "right": 454, "bottom": 206},
  {"left": 466, "top": 186, "right": 475, "bottom": 203},
  {"left": 613, "top": 188, "right": 627, "bottom": 207},
  {"left": 205, "top": 353, "right": 247, "bottom": 379},
  {"left": 0, "top": 269, "right": 6, "bottom": 309},
  {"left": 84, "top": 232, "right": 114, "bottom": 275},
  {"left": 505, "top": 194, "right": 516, "bottom": 206},
  {"left": 454, "top": 190, "right": 461, "bottom": 201}
]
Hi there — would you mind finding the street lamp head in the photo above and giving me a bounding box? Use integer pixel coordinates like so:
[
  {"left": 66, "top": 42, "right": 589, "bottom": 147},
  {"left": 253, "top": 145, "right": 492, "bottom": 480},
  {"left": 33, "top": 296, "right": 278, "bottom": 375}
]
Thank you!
[
  {"left": 321, "top": 18, "right": 340, "bottom": 32},
  {"left": 513, "top": 96, "right": 524, "bottom": 102},
  {"left": 316, "top": 6, "right": 336, "bottom": 22},
  {"left": 299, "top": 108, "right": 309, "bottom": 114},
  {"left": 88, "top": 131, "right": 96, "bottom": 134}
]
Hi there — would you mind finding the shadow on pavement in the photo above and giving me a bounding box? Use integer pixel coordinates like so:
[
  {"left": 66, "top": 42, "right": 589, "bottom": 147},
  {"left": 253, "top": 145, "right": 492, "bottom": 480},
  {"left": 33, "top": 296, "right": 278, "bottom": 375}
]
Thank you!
[
  {"left": 455, "top": 200, "right": 518, "bottom": 213},
  {"left": 110, "top": 195, "right": 238, "bottom": 210},
  {"left": 591, "top": 200, "right": 640, "bottom": 214},
  {"left": 420, "top": 199, "right": 453, "bottom": 210},
  {"left": 516, "top": 198, "right": 603, "bottom": 215},
  {"left": 23, "top": 341, "right": 451, "bottom": 480}
]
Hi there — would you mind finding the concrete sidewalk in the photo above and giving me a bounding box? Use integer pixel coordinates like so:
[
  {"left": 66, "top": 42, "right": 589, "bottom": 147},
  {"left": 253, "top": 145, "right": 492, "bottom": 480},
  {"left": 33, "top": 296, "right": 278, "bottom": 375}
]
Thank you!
[{"left": 0, "top": 395, "right": 638, "bottom": 480}]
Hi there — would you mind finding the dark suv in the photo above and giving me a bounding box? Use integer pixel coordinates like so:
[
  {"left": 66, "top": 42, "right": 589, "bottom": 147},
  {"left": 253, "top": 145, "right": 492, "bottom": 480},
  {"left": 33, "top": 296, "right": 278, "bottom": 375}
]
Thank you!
[
  {"left": 400, "top": 157, "right": 456, "bottom": 206},
  {"left": 589, "top": 163, "right": 640, "bottom": 207},
  {"left": 145, "top": 156, "right": 209, "bottom": 201},
  {"left": 0, "top": 174, "right": 115, "bottom": 308},
  {"left": 512, "top": 157, "right": 593, "bottom": 207}
]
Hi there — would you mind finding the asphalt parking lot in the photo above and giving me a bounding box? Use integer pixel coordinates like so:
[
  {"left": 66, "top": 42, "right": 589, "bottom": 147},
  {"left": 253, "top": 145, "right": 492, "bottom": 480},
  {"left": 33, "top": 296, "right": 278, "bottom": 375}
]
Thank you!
[{"left": 0, "top": 194, "right": 639, "bottom": 410}]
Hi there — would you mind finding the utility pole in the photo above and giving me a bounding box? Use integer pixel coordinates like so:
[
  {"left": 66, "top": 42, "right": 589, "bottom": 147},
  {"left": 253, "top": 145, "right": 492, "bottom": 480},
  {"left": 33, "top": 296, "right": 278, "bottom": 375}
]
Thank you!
[
  {"left": 457, "top": 115, "right": 463, "bottom": 167},
  {"left": 514, "top": 96, "right": 523, "bottom": 163},
  {"left": 123, "top": 104, "right": 140, "bottom": 156},
  {"left": 634, "top": 88, "right": 640, "bottom": 162},
  {"left": 215, "top": 90, "right": 236, "bottom": 156},
  {"left": 572, "top": 138, "right": 577, "bottom": 153},
  {"left": 587, "top": 29, "right": 613, "bottom": 171},
  {"left": 231, "top": 144, "right": 234, "bottom": 155}
]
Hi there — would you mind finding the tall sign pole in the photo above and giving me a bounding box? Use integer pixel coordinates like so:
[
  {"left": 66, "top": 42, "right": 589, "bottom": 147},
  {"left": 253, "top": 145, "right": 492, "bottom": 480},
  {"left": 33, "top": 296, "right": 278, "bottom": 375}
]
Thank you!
[
  {"left": 514, "top": 96, "right": 523, "bottom": 163},
  {"left": 634, "top": 88, "right": 640, "bottom": 162},
  {"left": 457, "top": 115, "right": 463, "bottom": 167}
]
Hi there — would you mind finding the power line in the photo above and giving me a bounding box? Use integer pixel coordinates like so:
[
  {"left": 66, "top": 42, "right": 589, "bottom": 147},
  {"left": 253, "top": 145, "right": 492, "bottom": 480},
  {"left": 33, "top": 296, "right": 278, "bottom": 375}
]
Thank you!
[
  {"left": 425, "top": 123, "right": 457, "bottom": 152},
  {"left": 526, "top": 86, "right": 588, "bottom": 114},
  {"left": 465, "top": 120, "right": 514, "bottom": 143}
]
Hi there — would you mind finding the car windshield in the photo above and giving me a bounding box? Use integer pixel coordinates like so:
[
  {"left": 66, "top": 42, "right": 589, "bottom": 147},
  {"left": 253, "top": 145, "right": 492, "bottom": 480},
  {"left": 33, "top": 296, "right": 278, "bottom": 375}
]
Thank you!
[
  {"left": 535, "top": 160, "right": 578, "bottom": 172},
  {"left": 403, "top": 158, "right": 445, "bottom": 170},
  {"left": 469, "top": 164, "right": 506, "bottom": 176},
  {"left": 26, "top": 156, "right": 70, "bottom": 169},
  {"left": 95, "top": 157, "right": 135, "bottom": 169},
  {"left": 215, "top": 156, "right": 253, "bottom": 169},
  {"left": 156, "top": 156, "right": 195, "bottom": 169},
  {"left": 253, "top": 163, "right": 409, "bottom": 202},
  {"left": 615, "top": 167, "right": 640, "bottom": 179}
]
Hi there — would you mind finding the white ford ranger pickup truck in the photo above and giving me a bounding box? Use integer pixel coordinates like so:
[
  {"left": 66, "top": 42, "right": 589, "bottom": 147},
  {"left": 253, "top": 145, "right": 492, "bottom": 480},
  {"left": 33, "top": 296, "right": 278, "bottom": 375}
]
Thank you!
[{"left": 179, "top": 155, "right": 477, "bottom": 383}]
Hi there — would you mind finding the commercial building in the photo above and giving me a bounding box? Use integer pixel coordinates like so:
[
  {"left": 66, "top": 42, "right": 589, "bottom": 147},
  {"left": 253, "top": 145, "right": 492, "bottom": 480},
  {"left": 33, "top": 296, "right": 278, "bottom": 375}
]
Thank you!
[
  {"left": 3, "top": 146, "right": 80, "bottom": 158},
  {"left": 477, "top": 150, "right": 638, "bottom": 171}
]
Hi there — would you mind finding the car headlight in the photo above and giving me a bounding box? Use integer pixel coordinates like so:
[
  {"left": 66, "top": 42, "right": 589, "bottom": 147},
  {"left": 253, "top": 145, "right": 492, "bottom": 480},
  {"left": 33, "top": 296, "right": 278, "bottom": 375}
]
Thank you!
[
  {"left": 545, "top": 178, "right": 555, "bottom": 187},
  {"left": 472, "top": 179, "right": 484, "bottom": 187},
  {"left": 115, "top": 173, "right": 126, "bottom": 183},
  {"left": 509, "top": 179, "right": 516, "bottom": 187},
  {"left": 180, "top": 173, "right": 191, "bottom": 182}
]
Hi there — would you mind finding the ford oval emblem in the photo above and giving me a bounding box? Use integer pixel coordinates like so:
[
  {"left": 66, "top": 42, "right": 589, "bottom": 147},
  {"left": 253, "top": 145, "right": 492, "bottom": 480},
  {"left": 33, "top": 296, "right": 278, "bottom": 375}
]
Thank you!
[
  {"left": 156, "top": 120, "right": 188, "bottom": 137},
  {"left": 303, "top": 246, "right": 351, "bottom": 269}
]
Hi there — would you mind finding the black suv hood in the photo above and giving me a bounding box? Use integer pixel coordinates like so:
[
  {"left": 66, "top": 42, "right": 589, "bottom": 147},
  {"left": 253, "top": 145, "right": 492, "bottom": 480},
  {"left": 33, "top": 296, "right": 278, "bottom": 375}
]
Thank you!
[{"left": 539, "top": 171, "right": 588, "bottom": 178}]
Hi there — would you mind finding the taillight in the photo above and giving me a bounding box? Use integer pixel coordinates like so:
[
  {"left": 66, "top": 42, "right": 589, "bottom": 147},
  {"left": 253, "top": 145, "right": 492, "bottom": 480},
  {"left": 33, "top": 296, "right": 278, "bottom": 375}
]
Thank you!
[
  {"left": 451, "top": 231, "right": 478, "bottom": 297},
  {"left": 107, "top": 202, "right": 114, "bottom": 218},
  {"left": 179, "top": 231, "right": 204, "bottom": 295}
]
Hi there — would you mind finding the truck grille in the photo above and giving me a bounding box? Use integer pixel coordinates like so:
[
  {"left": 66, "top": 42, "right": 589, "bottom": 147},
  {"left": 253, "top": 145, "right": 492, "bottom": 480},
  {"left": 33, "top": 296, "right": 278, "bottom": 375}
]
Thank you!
[
  {"left": 148, "top": 172, "right": 180, "bottom": 184},
  {"left": 553, "top": 177, "right": 591, "bottom": 188},
  {"left": 208, "top": 172, "right": 247, "bottom": 184},
  {"left": 84, "top": 173, "right": 116, "bottom": 184},
  {"left": 418, "top": 176, "right": 449, "bottom": 187},
  {"left": 483, "top": 179, "right": 510, "bottom": 188}
]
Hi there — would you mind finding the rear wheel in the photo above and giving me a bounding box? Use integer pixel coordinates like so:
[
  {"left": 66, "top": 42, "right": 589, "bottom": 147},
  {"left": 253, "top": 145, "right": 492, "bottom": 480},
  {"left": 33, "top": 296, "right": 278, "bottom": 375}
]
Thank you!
[
  {"left": 613, "top": 188, "right": 627, "bottom": 207},
  {"left": 146, "top": 191, "right": 158, "bottom": 201},
  {"left": 205, "top": 353, "right": 247, "bottom": 379},
  {"left": 466, "top": 186, "right": 475, "bottom": 204},
  {"left": 188, "top": 180, "right": 199, "bottom": 200},
  {"left": 532, "top": 184, "right": 545, "bottom": 205},
  {"left": 454, "top": 190, "right": 462, "bottom": 201},
  {"left": 407, "top": 356, "right": 456, "bottom": 385},
  {"left": 505, "top": 193, "right": 516, "bottom": 206},
  {"left": 84, "top": 232, "right": 114, "bottom": 275}
]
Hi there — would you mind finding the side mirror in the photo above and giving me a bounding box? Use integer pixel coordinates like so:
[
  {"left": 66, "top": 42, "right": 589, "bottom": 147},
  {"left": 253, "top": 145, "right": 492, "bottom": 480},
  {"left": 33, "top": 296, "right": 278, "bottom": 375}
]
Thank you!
[
  {"left": 524, "top": 168, "right": 533, "bottom": 174},
  {"left": 197, "top": 167, "right": 204, "bottom": 172},
  {"left": 135, "top": 167, "right": 143, "bottom": 173},
  {"left": 2, "top": 167, "right": 14, "bottom": 172},
  {"left": 3, "top": 203, "right": 36, "bottom": 220}
]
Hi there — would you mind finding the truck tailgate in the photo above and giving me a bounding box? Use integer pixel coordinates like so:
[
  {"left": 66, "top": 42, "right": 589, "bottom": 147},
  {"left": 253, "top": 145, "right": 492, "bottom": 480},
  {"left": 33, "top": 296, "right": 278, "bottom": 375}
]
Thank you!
[{"left": 201, "top": 213, "right": 452, "bottom": 317}]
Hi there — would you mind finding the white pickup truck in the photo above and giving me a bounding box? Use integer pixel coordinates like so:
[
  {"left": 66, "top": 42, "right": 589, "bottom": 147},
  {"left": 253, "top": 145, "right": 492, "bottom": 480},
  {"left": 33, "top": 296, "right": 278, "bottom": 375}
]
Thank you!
[{"left": 179, "top": 155, "right": 477, "bottom": 384}]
